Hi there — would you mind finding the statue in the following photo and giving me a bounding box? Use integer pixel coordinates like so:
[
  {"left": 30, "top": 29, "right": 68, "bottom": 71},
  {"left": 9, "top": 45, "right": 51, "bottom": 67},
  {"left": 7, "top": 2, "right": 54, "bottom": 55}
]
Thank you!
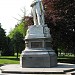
[
  {"left": 20, "top": 0, "right": 57, "bottom": 68},
  {"left": 31, "top": 0, "right": 45, "bottom": 25}
]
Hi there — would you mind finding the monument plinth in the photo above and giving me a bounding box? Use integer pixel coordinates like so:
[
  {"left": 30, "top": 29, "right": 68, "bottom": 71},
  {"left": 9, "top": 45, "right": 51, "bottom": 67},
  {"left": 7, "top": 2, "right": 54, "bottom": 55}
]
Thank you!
[{"left": 20, "top": 0, "right": 57, "bottom": 68}]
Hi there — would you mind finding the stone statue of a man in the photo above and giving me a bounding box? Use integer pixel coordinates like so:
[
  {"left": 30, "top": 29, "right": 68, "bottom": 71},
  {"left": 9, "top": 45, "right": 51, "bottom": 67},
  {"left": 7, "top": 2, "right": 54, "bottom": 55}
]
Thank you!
[{"left": 31, "top": 0, "right": 45, "bottom": 25}]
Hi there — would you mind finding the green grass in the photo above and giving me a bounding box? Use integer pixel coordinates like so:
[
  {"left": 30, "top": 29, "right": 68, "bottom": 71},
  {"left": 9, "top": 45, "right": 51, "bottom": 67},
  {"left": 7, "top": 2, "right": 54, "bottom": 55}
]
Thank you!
[
  {"left": 0, "top": 53, "right": 75, "bottom": 65},
  {"left": 0, "top": 54, "right": 20, "bottom": 64},
  {"left": 58, "top": 54, "right": 75, "bottom": 59},
  {"left": 58, "top": 55, "right": 75, "bottom": 64}
]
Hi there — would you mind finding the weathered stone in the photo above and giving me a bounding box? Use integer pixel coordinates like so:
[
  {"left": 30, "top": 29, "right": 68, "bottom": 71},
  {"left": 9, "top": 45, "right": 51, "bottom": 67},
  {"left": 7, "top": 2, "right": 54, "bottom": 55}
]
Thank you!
[{"left": 20, "top": 0, "right": 57, "bottom": 68}]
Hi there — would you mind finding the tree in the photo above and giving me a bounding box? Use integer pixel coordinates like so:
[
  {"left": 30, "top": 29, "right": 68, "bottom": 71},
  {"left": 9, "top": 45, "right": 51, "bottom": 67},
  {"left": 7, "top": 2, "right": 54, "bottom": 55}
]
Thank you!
[
  {"left": 42, "top": 0, "right": 75, "bottom": 54},
  {"left": 1, "top": 37, "right": 14, "bottom": 56},
  {"left": 8, "top": 23, "right": 25, "bottom": 58},
  {"left": 0, "top": 24, "right": 6, "bottom": 53},
  {"left": 12, "top": 31, "right": 25, "bottom": 58},
  {"left": 8, "top": 22, "right": 26, "bottom": 38},
  {"left": 0, "top": 23, "right": 15, "bottom": 56}
]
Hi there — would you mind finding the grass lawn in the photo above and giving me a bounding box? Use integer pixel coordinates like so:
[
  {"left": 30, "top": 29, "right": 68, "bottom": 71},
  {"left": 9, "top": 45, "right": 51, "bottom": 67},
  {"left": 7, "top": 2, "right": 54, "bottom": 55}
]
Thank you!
[
  {"left": 0, "top": 54, "right": 20, "bottom": 64},
  {"left": 58, "top": 55, "right": 75, "bottom": 59},
  {"left": 58, "top": 55, "right": 75, "bottom": 64},
  {"left": 0, "top": 53, "right": 75, "bottom": 65}
]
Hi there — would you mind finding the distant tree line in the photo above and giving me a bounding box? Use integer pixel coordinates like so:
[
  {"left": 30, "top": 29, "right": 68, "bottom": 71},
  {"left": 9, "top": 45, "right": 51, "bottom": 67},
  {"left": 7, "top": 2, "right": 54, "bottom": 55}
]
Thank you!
[
  {"left": 0, "top": 24, "right": 14, "bottom": 56},
  {"left": 0, "top": 23, "right": 25, "bottom": 58},
  {"left": 8, "top": 22, "right": 25, "bottom": 58}
]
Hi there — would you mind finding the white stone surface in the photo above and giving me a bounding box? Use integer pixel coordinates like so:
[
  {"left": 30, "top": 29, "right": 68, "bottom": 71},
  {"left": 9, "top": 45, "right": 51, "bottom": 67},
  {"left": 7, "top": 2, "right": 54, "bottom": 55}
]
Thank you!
[
  {"left": 25, "top": 25, "right": 44, "bottom": 39},
  {"left": 21, "top": 49, "right": 55, "bottom": 56},
  {"left": 1, "top": 63, "right": 75, "bottom": 75},
  {"left": 25, "top": 0, "right": 51, "bottom": 39},
  {"left": 20, "top": 49, "right": 57, "bottom": 68},
  {"left": 0, "top": 70, "right": 1, "bottom": 74},
  {"left": 31, "top": 0, "right": 45, "bottom": 25},
  {"left": 25, "top": 25, "right": 51, "bottom": 39}
]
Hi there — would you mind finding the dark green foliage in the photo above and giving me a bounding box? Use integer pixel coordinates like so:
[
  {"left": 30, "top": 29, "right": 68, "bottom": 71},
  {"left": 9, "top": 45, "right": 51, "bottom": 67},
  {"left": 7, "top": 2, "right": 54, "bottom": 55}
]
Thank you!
[
  {"left": 1, "top": 37, "right": 14, "bottom": 56},
  {"left": 12, "top": 31, "right": 25, "bottom": 53},
  {"left": 8, "top": 23, "right": 25, "bottom": 58},
  {"left": 0, "top": 24, "right": 6, "bottom": 51},
  {"left": 12, "top": 31, "right": 25, "bottom": 58},
  {"left": 0, "top": 24, "right": 14, "bottom": 56}
]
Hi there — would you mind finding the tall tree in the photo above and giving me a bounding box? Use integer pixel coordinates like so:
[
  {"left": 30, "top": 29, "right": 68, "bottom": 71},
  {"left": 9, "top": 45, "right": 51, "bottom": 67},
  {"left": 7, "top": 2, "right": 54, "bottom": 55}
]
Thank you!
[
  {"left": 8, "top": 23, "right": 25, "bottom": 58},
  {"left": 0, "top": 24, "right": 6, "bottom": 52},
  {"left": 12, "top": 31, "right": 25, "bottom": 58},
  {"left": 42, "top": 0, "right": 75, "bottom": 54}
]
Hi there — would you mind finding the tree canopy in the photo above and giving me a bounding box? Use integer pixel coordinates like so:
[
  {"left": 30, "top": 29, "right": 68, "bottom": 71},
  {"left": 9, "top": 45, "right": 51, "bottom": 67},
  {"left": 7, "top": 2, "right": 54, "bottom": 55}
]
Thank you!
[
  {"left": 0, "top": 24, "right": 6, "bottom": 51},
  {"left": 42, "top": 0, "right": 75, "bottom": 54},
  {"left": 8, "top": 22, "right": 25, "bottom": 38},
  {"left": 8, "top": 22, "right": 25, "bottom": 57}
]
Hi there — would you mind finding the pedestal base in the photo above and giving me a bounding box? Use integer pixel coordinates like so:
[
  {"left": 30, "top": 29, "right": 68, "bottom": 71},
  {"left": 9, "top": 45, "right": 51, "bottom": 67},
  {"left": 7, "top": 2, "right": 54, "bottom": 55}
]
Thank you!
[{"left": 20, "top": 50, "right": 57, "bottom": 68}]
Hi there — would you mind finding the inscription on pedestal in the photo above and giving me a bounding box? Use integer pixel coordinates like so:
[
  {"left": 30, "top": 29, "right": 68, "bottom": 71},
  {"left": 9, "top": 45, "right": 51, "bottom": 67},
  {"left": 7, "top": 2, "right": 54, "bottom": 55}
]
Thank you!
[
  {"left": 45, "top": 42, "right": 51, "bottom": 48},
  {"left": 31, "top": 42, "right": 42, "bottom": 48}
]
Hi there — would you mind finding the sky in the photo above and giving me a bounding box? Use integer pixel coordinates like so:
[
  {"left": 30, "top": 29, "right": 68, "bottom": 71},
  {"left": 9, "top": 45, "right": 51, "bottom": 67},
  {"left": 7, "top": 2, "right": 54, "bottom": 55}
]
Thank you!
[{"left": 0, "top": 0, "right": 33, "bottom": 35}]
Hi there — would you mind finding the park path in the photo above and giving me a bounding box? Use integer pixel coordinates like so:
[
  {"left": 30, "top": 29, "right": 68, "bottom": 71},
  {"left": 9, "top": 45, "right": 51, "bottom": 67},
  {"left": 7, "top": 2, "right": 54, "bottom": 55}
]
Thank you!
[
  {"left": 0, "top": 69, "right": 67, "bottom": 75},
  {"left": 0, "top": 68, "right": 72, "bottom": 75},
  {"left": 0, "top": 64, "right": 73, "bottom": 75},
  {"left": 0, "top": 67, "right": 66, "bottom": 75}
]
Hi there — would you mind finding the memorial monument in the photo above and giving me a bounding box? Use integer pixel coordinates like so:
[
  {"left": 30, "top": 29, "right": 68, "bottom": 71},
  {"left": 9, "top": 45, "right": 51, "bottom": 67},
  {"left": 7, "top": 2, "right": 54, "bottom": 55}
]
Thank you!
[{"left": 20, "top": 0, "right": 57, "bottom": 68}]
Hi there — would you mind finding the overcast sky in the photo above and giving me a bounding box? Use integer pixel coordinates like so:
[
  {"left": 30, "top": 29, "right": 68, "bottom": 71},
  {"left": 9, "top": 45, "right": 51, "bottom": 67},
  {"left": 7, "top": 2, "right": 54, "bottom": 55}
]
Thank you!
[{"left": 0, "top": 0, "right": 33, "bottom": 35}]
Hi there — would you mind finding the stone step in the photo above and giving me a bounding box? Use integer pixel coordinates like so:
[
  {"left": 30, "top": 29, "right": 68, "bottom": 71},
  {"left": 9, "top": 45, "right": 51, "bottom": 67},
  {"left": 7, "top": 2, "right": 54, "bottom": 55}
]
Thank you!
[
  {"left": 0, "top": 63, "right": 75, "bottom": 75},
  {"left": 66, "top": 71, "right": 75, "bottom": 75}
]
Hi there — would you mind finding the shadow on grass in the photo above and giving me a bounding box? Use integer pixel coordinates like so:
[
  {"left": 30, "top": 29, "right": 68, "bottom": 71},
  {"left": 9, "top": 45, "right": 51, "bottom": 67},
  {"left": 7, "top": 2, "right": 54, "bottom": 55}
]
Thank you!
[
  {"left": 0, "top": 57, "right": 19, "bottom": 61},
  {"left": 58, "top": 59, "right": 75, "bottom": 64},
  {"left": 58, "top": 56, "right": 75, "bottom": 64},
  {"left": 0, "top": 64, "right": 4, "bottom": 67}
]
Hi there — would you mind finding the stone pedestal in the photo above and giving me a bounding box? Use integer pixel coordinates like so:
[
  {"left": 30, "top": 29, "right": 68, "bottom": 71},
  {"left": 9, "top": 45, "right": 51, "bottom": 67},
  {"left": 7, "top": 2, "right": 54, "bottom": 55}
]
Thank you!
[
  {"left": 20, "top": 50, "right": 57, "bottom": 68},
  {"left": 20, "top": 25, "right": 57, "bottom": 68}
]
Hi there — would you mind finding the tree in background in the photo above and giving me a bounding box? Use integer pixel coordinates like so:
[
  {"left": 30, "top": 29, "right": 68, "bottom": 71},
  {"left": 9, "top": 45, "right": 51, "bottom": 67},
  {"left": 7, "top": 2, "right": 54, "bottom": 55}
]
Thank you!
[
  {"left": 8, "top": 23, "right": 25, "bottom": 58},
  {"left": 1, "top": 37, "right": 14, "bottom": 56},
  {"left": 0, "top": 23, "right": 14, "bottom": 56},
  {"left": 0, "top": 24, "right": 6, "bottom": 50},
  {"left": 8, "top": 22, "right": 25, "bottom": 38},
  {"left": 8, "top": 13, "right": 33, "bottom": 58},
  {"left": 0, "top": 23, "right": 7, "bottom": 55},
  {"left": 12, "top": 31, "right": 25, "bottom": 58},
  {"left": 42, "top": 0, "right": 75, "bottom": 55}
]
